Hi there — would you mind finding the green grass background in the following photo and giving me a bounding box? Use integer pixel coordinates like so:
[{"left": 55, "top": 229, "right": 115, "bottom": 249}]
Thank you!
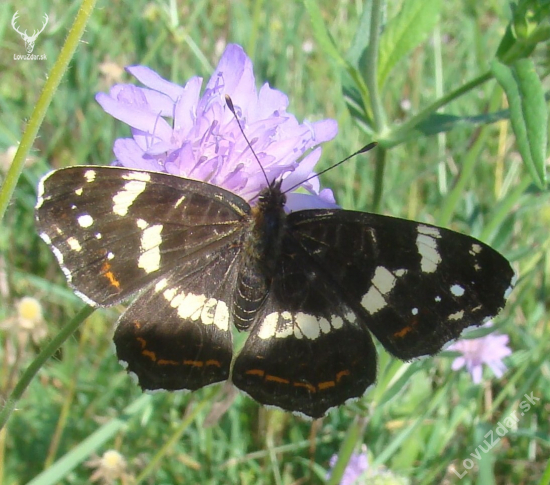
[{"left": 1, "top": 0, "right": 549, "bottom": 484}]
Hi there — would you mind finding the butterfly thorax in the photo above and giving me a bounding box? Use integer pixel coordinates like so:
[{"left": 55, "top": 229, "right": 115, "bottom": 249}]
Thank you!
[{"left": 234, "top": 180, "right": 287, "bottom": 331}]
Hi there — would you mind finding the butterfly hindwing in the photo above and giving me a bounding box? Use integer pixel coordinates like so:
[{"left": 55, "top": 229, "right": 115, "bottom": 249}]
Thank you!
[
  {"left": 114, "top": 246, "right": 243, "bottom": 391},
  {"left": 232, "top": 230, "right": 377, "bottom": 419},
  {"left": 35, "top": 166, "right": 249, "bottom": 306},
  {"left": 288, "top": 210, "right": 515, "bottom": 360}
]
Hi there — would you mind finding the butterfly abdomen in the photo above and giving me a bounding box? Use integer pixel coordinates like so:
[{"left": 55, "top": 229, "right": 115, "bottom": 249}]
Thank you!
[{"left": 234, "top": 184, "right": 287, "bottom": 331}]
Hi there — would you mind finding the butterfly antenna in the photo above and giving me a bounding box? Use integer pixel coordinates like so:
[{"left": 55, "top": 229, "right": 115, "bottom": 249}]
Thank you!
[
  {"left": 283, "top": 142, "right": 377, "bottom": 194},
  {"left": 225, "top": 95, "right": 271, "bottom": 188}
]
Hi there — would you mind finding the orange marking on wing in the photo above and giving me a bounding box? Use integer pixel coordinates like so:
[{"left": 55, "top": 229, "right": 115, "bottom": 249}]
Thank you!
[
  {"left": 183, "top": 360, "right": 204, "bottom": 367},
  {"left": 142, "top": 349, "right": 156, "bottom": 361},
  {"left": 157, "top": 359, "right": 179, "bottom": 366},
  {"left": 266, "top": 374, "right": 290, "bottom": 385},
  {"left": 206, "top": 359, "right": 222, "bottom": 367},
  {"left": 293, "top": 381, "right": 317, "bottom": 393},
  {"left": 336, "top": 370, "right": 350, "bottom": 382},
  {"left": 136, "top": 337, "right": 147, "bottom": 349},
  {"left": 318, "top": 380, "right": 336, "bottom": 390},
  {"left": 393, "top": 325, "right": 414, "bottom": 338},
  {"left": 101, "top": 261, "right": 121, "bottom": 289},
  {"left": 245, "top": 369, "right": 265, "bottom": 377}
]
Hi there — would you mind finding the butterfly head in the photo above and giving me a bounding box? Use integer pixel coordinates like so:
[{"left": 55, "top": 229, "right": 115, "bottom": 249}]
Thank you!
[{"left": 257, "top": 178, "right": 286, "bottom": 211}]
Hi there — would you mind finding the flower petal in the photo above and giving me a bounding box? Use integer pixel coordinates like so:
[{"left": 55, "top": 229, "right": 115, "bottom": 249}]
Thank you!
[{"left": 126, "top": 65, "right": 185, "bottom": 100}]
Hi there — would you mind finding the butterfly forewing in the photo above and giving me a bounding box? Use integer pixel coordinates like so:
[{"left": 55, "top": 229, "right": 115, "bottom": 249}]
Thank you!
[
  {"left": 36, "top": 166, "right": 249, "bottom": 306},
  {"left": 288, "top": 210, "right": 515, "bottom": 360}
]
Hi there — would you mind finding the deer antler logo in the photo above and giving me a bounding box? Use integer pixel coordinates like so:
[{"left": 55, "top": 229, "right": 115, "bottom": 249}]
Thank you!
[{"left": 11, "top": 11, "right": 48, "bottom": 54}]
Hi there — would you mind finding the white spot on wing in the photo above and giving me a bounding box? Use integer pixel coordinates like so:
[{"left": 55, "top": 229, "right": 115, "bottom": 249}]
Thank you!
[
  {"left": 138, "top": 224, "right": 162, "bottom": 273},
  {"left": 67, "top": 237, "right": 82, "bottom": 252},
  {"left": 343, "top": 312, "right": 356, "bottom": 325},
  {"left": 84, "top": 169, "right": 96, "bottom": 182},
  {"left": 77, "top": 214, "right": 94, "bottom": 228},
  {"left": 201, "top": 298, "right": 218, "bottom": 325},
  {"left": 295, "top": 313, "right": 321, "bottom": 340},
  {"left": 448, "top": 310, "right": 464, "bottom": 321},
  {"left": 319, "top": 317, "right": 331, "bottom": 334},
  {"left": 123, "top": 171, "right": 151, "bottom": 182},
  {"left": 416, "top": 226, "right": 442, "bottom": 273},
  {"left": 213, "top": 300, "right": 229, "bottom": 331},
  {"left": 274, "top": 312, "right": 294, "bottom": 338},
  {"left": 177, "top": 293, "right": 206, "bottom": 320},
  {"left": 136, "top": 218, "right": 148, "bottom": 229},
  {"left": 372, "top": 266, "right": 397, "bottom": 295},
  {"left": 332, "top": 315, "right": 344, "bottom": 329},
  {"left": 450, "top": 284, "right": 465, "bottom": 297},
  {"left": 361, "top": 286, "right": 386, "bottom": 314},
  {"left": 259, "top": 312, "right": 279, "bottom": 339},
  {"left": 155, "top": 278, "right": 168, "bottom": 292},
  {"left": 113, "top": 180, "right": 147, "bottom": 216},
  {"left": 40, "top": 232, "right": 52, "bottom": 245},
  {"left": 174, "top": 195, "right": 187, "bottom": 208},
  {"left": 418, "top": 225, "right": 441, "bottom": 238},
  {"left": 470, "top": 243, "right": 482, "bottom": 255},
  {"left": 75, "top": 187, "right": 83, "bottom": 196}
]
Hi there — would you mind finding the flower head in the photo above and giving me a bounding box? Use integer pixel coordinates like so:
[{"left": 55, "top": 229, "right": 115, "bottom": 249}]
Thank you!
[
  {"left": 448, "top": 323, "right": 512, "bottom": 384},
  {"left": 86, "top": 449, "right": 130, "bottom": 484},
  {"left": 326, "top": 449, "right": 409, "bottom": 485},
  {"left": 0, "top": 296, "right": 47, "bottom": 366},
  {"left": 96, "top": 44, "right": 338, "bottom": 211},
  {"left": 327, "top": 451, "right": 370, "bottom": 485}
]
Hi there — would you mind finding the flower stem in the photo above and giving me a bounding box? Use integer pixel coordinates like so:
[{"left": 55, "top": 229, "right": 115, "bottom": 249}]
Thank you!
[
  {"left": 0, "top": 305, "right": 95, "bottom": 430},
  {"left": 326, "top": 415, "right": 368, "bottom": 485},
  {"left": 366, "top": 0, "right": 387, "bottom": 212},
  {"left": 0, "top": 0, "right": 98, "bottom": 223}
]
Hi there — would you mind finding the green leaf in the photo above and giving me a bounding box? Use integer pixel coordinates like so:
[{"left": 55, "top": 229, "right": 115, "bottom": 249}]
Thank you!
[
  {"left": 414, "top": 110, "right": 511, "bottom": 136},
  {"left": 346, "top": 4, "right": 373, "bottom": 67},
  {"left": 377, "top": 0, "right": 441, "bottom": 87},
  {"left": 491, "top": 59, "right": 548, "bottom": 189},
  {"left": 304, "top": 0, "right": 373, "bottom": 128}
]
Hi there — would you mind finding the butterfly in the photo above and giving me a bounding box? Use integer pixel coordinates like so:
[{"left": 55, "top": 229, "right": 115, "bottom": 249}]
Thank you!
[{"left": 35, "top": 157, "right": 514, "bottom": 418}]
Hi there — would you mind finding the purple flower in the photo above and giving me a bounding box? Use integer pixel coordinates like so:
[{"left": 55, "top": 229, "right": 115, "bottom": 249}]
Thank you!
[
  {"left": 95, "top": 44, "right": 338, "bottom": 211},
  {"left": 327, "top": 452, "right": 369, "bottom": 485},
  {"left": 448, "top": 323, "right": 512, "bottom": 384}
]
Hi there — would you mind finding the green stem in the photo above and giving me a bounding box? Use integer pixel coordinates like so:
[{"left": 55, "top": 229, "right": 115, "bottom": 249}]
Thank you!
[
  {"left": 326, "top": 415, "right": 368, "bottom": 485},
  {"left": 0, "top": 0, "right": 98, "bottom": 223},
  {"left": 365, "top": 0, "right": 387, "bottom": 211},
  {"left": 371, "top": 145, "right": 387, "bottom": 213},
  {"left": 365, "top": 0, "right": 386, "bottom": 133},
  {"left": 0, "top": 305, "right": 95, "bottom": 430}
]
